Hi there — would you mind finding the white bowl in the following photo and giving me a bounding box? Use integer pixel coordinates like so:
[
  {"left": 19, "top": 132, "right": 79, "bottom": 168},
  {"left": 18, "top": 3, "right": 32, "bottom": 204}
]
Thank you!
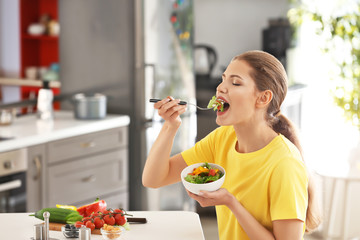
[
  {"left": 28, "top": 23, "right": 45, "bottom": 36},
  {"left": 181, "top": 163, "right": 226, "bottom": 195},
  {"left": 101, "top": 226, "right": 124, "bottom": 240}
]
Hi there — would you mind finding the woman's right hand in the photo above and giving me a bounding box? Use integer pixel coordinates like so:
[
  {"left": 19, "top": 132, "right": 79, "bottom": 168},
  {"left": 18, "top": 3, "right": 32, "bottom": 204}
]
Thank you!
[
  {"left": 154, "top": 96, "right": 187, "bottom": 127},
  {"left": 143, "top": 97, "right": 188, "bottom": 188}
]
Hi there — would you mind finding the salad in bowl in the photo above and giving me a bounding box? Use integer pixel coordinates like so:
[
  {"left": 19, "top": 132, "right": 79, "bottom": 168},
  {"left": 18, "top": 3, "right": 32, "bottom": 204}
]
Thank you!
[{"left": 181, "top": 163, "right": 226, "bottom": 195}]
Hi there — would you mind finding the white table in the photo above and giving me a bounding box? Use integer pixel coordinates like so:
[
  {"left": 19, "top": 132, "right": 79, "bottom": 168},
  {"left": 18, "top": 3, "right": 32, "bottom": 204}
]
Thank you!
[
  {"left": 0, "top": 211, "right": 205, "bottom": 240},
  {"left": 316, "top": 169, "right": 360, "bottom": 240}
]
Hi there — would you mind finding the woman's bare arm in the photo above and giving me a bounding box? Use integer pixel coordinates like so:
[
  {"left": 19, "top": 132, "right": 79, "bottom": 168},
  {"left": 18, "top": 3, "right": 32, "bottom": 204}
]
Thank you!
[
  {"left": 188, "top": 189, "right": 304, "bottom": 240},
  {"left": 142, "top": 97, "right": 188, "bottom": 188}
]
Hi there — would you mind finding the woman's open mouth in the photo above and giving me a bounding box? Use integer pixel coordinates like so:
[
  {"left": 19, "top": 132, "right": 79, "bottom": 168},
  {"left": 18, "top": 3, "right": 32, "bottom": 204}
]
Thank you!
[
  {"left": 215, "top": 97, "right": 230, "bottom": 114},
  {"left": 222, "top": 101, "right": 230, "bottom": 112},
  {"left": 217, "top": 102, "right": 229, "bottom": 116},
  {"left": 207, "top": 96, "right": 230, "bottom": 113}
]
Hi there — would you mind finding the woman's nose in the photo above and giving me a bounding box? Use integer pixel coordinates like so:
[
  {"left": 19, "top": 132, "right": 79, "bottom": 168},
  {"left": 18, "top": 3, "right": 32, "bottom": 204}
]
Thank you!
[{"left": 216, "top": 81, "right": 226, "bottom": 93}]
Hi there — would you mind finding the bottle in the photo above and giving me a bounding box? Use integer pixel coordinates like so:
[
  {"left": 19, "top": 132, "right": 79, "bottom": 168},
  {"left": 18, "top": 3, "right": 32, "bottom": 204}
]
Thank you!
[
  {"left": 37, "top": 80, "right": 54, "bottom": 120},
  {"left": 42, "top": 63, "right": 59, "bottom": 81}
]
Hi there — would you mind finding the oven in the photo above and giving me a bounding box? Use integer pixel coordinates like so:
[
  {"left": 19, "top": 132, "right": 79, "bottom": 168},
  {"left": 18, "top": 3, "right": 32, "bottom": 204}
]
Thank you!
[{"left": 0, "top": 148, "right": 27, "bottom": 213}]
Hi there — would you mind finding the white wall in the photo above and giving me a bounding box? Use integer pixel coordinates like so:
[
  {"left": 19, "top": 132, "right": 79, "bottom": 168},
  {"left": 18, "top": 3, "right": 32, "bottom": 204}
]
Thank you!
[
  {"left": 0, "top": 0, "right": 20, "bottom": 78},
  {"left": 193, "top": 0, "right": 289, "bottom": 77}
]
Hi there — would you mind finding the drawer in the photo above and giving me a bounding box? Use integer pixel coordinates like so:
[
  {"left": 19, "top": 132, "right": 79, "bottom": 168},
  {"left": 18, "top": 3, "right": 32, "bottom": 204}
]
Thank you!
[
  {"left": 46, "top": 149, "right": 128, "bottom": 206},
  {"left": 48, "top": 127, "right": 127, "bottom": 164}
]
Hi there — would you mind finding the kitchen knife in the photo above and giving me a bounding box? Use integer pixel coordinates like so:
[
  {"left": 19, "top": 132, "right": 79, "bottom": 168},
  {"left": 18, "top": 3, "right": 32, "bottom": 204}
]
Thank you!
[{"left": 127, "top": 217, "right": 147, "bottom": 223}]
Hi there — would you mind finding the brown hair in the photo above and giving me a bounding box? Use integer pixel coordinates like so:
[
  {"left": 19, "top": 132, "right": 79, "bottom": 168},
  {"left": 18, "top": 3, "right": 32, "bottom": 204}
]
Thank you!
[{"left": 232, "top": 50, "right": 322, "bottom": 232}]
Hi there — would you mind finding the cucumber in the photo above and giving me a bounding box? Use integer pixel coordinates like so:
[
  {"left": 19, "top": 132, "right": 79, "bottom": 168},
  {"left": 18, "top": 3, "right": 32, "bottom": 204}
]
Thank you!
[{"left": 30, "top": 207, "right": 83, "bottom": 224}]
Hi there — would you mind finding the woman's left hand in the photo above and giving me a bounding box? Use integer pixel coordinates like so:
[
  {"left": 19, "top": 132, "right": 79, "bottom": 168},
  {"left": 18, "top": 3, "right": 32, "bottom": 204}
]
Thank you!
[{"left": 186, "top": 188, "right": 234, "bottom": 207}]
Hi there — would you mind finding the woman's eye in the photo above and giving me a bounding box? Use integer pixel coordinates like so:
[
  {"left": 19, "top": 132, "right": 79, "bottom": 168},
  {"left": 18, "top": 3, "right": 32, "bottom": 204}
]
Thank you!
[{"left": 232, "top": 83, "right": 241, "bottom": 86}]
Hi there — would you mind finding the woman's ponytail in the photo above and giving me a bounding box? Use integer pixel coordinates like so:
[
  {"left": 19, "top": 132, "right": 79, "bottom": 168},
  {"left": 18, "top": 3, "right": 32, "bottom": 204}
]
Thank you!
[
  {"left": 271, "top": 113, "right": 303, "bottom": 155},
  {"left": 272, "top": 113, "right": 322, "bottom": 233}
]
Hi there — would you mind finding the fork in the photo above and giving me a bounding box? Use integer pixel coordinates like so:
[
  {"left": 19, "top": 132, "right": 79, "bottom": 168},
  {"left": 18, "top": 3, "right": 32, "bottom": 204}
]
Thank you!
[{"left": 149, "top": 98, "right": 211, "bottom": 111}]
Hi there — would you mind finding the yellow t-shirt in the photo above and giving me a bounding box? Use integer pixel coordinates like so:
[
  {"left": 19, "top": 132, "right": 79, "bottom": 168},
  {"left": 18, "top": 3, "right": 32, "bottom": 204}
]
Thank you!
[{"left": 181, "top": 126, "right": 308, "bottom": 240}]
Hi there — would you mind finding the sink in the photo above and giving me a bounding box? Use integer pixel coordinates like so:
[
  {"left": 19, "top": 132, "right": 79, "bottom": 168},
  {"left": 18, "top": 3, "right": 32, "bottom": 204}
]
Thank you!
[{"left": 0, "top": 137, "right": 14, "bottom": 142}]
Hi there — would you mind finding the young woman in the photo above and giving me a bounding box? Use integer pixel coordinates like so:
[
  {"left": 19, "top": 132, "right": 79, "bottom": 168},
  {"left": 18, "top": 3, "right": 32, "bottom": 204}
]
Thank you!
[{"left": 142, "top": 50, "right": 321, "bottom": 240}]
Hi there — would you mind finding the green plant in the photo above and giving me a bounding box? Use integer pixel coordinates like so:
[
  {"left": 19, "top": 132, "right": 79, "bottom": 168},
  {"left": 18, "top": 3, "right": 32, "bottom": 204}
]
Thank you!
[{"left": 287, "top": 1, "right": 360, "bottom": 129}]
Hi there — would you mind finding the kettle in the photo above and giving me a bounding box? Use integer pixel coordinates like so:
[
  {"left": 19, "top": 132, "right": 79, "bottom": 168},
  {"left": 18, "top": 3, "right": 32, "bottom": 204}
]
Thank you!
[{"left": 194, "top": 44, "right": 217, "bottom": 78}]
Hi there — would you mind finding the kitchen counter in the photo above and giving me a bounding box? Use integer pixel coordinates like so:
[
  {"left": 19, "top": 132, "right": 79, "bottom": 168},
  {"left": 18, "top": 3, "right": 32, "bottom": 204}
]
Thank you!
[
  {"left": 0, "top": 111, "right": 130, "bottom": 152},
  {"left": 0, "top": 211, "right": 205, "bottom": 240}
]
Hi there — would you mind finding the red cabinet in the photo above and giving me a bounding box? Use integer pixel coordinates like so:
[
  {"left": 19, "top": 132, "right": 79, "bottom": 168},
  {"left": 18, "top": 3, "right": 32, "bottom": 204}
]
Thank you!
[
  {"left": 20, "top": 0, "right": 59, "bottom": 78},
  {"left": 19, "top": 0, "right": 60, "bottom": 111}
]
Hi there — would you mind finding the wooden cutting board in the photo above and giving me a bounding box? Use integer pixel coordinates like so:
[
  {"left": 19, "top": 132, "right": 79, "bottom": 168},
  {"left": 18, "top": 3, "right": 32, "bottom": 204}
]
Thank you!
[
  {"left": 48, "top": 222, "right": 101, "bottom": 235},
  {"left": 48, "top": 217, "right": 146, "bottom": 235}
]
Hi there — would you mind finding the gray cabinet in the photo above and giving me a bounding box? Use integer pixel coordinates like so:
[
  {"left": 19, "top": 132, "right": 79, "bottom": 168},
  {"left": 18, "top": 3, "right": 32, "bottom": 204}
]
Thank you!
[
  {"left": 46, "top": 149, "right": 128, "bottom": 206},
  {"left": 47, "top": 128, "right": 127, "bottom": 164},
  {"left": 26, "top": 144, "right": 45, "bottom": 212},
  {"left": 27, "top": 126, "right": 129, "bottom": 210},
  {"left": 45, "top": 127, "right": 129, "bottom": 209}
]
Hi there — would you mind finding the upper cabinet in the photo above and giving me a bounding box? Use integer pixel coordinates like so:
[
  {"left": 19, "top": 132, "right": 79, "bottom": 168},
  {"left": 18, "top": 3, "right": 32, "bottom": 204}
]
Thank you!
[
  {"left": 19, "top": 0, "right": 59, "bottom": 79},
  {"left": 18, "top": 0, "right": 60, "bottom": 111}
]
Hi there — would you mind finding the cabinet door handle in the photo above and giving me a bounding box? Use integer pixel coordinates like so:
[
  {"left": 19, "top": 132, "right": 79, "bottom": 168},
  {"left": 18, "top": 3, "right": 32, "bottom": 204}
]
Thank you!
[
  {"left": 81, "top": 141, "right": 96, "bottom": 148},
  {"left": 33, "top": 156, "right": 42, "bottom": 181},
  {"left": 82, "top": 175, "right": 97, "bottom": 183}
]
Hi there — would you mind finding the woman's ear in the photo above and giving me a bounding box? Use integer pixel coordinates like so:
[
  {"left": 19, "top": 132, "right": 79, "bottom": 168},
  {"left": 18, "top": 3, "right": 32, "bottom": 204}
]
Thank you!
[{"left": 256, "top": 90, "right": 273, "bottom": 108}]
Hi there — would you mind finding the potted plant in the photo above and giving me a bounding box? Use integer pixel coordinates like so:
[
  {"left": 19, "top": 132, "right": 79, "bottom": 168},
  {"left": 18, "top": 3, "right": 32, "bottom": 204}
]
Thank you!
[{"left": 287, "top": 0, "right": 360, "bottom": 129}]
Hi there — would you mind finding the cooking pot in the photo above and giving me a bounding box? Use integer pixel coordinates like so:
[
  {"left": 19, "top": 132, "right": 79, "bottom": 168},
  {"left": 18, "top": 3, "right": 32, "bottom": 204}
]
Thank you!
[{"left": 72, "top": 93, "right": 107, "bottom": 119}]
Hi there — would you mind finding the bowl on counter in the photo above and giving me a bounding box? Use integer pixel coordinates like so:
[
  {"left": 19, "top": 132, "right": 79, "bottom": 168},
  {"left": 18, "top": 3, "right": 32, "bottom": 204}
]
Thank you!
[
  {"left": 61, "top": 224, "right": 79, "bottom": 238},
  {"left": 100, "top": 225, "right": 123, "bottom": 240},
  {"left": 181, "top": 163, "right": 226, "bottom": 195}
]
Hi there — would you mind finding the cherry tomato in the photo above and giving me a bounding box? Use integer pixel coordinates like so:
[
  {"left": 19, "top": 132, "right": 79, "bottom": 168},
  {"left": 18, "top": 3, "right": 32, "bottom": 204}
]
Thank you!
[
  {"left": 102, "top": 210, "right": 110, "bottom": 215},
  {"left": 85, "top": 221, "right": 95, "bottom": 231},
  {"left": 113, "top": 208, "right": 123, "bottom": 214},
  {"left": 93, "top": 217, "right": 104, "bottom": 229},
  {"left": 90, "top": 212, "right": 100, "bottom": 218},
  {"left": 75, "top": 221, "right": 84, "bottom": 228},
  {"left": 103, "top": 215, "right": 115, "bottom": 225},
  {"left": 115, "top": 214, "right": 126, "bottom": 226},
  {"left": 82, "top": 217, "right": 92, "bottom": 225}
]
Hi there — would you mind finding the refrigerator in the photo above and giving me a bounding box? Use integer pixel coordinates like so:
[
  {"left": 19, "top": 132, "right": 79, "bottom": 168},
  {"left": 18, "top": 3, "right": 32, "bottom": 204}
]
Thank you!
[
  {"left": 59, "top": 0, "right": 196, "bottom": 211},
  {"left": 141, "top": 0, "right": 197, "bottom": 211}
]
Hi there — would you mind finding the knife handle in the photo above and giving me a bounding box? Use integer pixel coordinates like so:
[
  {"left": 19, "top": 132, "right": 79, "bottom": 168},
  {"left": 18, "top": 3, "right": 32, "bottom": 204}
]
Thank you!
[
  {"left": 149, "top": 98, "right": 187, "bottom": 105},
  {"left": 127, "top": 217, "right": 147, "bottom": 223}
]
